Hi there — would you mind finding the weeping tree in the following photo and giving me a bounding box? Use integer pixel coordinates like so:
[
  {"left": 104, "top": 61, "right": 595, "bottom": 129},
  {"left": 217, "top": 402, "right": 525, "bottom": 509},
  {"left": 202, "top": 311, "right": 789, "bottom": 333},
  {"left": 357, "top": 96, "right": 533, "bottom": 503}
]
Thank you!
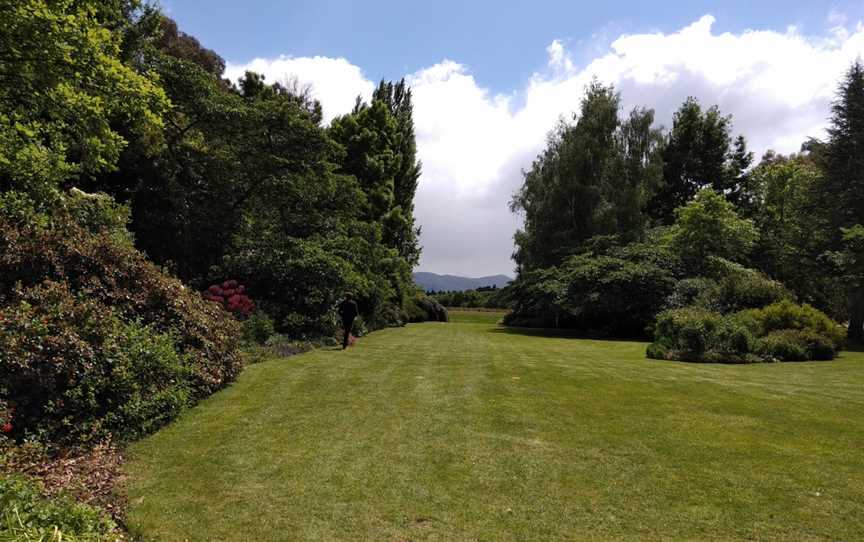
[{"left": 510, "top": 80, "right": 664, "bottom": 273}]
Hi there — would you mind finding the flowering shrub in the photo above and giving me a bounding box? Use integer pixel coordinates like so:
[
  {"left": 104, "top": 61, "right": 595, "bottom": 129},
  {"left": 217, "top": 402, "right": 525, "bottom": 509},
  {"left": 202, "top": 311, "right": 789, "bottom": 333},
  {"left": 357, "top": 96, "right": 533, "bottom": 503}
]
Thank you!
[
  {"left": 0, "top": 282, "right": 195, "bottom": 445},
  {"left": 1, "top": 400, "right": 12, "bottom": 436},
  {"left": 203, "top": 280, "right": 255, "bottom": 318},
  {"left": 0, "top": 200, "right": 242, "bottom": 446}
]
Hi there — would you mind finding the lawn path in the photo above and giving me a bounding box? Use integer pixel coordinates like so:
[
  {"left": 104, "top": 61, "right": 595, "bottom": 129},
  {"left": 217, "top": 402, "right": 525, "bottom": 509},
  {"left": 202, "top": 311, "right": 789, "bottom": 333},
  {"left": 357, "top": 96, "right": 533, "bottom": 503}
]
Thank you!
[{"left": 126, "top": 316, "right": 864, "bottom": 541}]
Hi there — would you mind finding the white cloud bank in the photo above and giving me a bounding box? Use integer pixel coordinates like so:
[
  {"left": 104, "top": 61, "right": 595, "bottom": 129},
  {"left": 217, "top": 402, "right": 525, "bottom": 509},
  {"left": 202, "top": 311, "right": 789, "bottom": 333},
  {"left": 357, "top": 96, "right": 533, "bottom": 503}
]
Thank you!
[{"left": 225, "top": 14, "right": 864, "bottom": 277}]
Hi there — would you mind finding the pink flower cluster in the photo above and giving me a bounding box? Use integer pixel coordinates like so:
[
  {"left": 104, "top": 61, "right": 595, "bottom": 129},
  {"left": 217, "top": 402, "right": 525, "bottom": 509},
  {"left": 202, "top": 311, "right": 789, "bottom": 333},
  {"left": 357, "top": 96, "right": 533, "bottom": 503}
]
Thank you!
[
  {"left": 1, "top": 407, "right": 13, "bottom": 434},
  {"left": 203, "top": 280, "right": 255, "bottom": 317}
]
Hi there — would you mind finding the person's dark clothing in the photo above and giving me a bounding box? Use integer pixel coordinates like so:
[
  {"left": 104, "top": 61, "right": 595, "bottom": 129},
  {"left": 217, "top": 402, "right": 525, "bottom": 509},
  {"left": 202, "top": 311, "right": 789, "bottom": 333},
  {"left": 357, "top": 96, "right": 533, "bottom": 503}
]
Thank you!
[{"left": 338, "top": 299, "right": 358, "bottom": 349}]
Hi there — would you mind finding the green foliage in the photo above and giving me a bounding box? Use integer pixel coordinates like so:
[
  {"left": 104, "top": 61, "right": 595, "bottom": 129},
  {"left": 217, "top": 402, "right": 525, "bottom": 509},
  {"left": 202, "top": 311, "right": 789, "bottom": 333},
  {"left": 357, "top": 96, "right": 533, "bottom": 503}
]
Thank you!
[
  {"left": 330, "top": 100, "right": 400, "bottom": 221},
  {"left": 0, "top": 476, "right": 115, "bottom": 540},
  {"left": 812, "top": 61, "right": 864, "bottom": 340},
  {"left": 648, "top": 97, "right": 752, "bottom": 222},
  {"left": 757, "top": 329, "right": 835, "bottom": 362},
  {"left": 742, "top": 155, "right": 844, "bottom": 316},
  {"left": 373, "top": 79, "right": 422, "bottom": 266},
  {"left": 405, "top": 293, "right": 448, "bottom": 322},
  {"left": 504, "top": 267, "right": 568, "bottom": 328},
  {"left": 506, "top": 240, "right": 677, "bottom": 337},
  {"left": 664, "top": 268, "right": 789, "bottom": 315},
  {"left": 0, "top": 202, "right": 241, "bottom": 446},
  {"left": 0, "top": 0, "right": 167, "bottom": 204},
  {"left": 668, "top": 188, "right": 758, "bottom": 271},
  {"left": 649, "top": 300, "right": 843, "bottom": 363},
  {"left": 709, "top": 260, "right": 789, "bottom": 309},
  {"left": 736, "top": 300, "right": 846, "bottom": 350},
  {"left": 511, "top": 82, "right": 664, "bottom": 271},
  {"left": 0, "top": 281, "right": 188, "bottom": 445},
  {"left": 242, "top": 312, "right": 275, "bottom": 345},
  {"left": 648, "top": 308, "right": 758, "bottom": 363}
]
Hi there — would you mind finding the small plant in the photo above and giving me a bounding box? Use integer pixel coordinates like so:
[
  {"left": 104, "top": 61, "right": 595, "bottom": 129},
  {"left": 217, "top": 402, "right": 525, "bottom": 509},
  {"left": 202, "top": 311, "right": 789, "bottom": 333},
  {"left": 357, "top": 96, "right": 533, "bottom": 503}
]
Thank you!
[
  {"left": 0, "top": 476, "right": 116, "bottom": 540},
  {"left": 204, "top": 280, "right": 256, "bottom": 318},
  {"left": 242, "top": 311, "right": 275, "bottom": 345}
]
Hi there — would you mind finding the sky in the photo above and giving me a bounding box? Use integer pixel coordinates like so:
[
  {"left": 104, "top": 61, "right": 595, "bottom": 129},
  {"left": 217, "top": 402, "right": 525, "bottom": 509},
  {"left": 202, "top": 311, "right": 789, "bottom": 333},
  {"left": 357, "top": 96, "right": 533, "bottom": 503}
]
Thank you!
[{"left": 162, "top": 0, "right": 864, "bottom": 277}]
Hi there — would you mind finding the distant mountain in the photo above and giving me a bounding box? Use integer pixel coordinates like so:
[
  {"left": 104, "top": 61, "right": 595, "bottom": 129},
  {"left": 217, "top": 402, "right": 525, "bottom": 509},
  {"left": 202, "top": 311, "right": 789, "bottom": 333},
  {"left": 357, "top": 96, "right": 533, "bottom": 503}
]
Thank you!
[{"left": 413, "top": 272, "right": 513, "bottom": 292}]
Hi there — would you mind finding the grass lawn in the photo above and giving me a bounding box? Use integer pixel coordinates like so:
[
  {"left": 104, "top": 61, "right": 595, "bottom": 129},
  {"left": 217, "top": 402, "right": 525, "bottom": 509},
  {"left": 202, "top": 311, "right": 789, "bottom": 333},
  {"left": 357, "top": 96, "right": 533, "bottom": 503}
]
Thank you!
[{"left": 125, "top": 314, "right": 864, "bottom": 541}]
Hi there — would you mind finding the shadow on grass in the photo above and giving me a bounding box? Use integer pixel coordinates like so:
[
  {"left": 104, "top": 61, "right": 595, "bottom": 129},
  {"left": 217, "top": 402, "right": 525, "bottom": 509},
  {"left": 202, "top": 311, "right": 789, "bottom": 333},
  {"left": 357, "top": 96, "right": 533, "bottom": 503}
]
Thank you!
[
  {"left": 486, "top": 326, "right": 645, "bottom": 342},
  {"left": 842, "top": 342, "right": 864, "bottom": 353}
]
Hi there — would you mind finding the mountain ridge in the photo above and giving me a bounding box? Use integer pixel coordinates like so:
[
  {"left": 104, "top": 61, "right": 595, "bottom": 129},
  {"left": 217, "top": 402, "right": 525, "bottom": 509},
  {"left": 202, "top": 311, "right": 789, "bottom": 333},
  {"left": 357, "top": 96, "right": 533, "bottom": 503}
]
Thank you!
[{"left": 413, "top": 272, "right": 512, "bottom": 292}]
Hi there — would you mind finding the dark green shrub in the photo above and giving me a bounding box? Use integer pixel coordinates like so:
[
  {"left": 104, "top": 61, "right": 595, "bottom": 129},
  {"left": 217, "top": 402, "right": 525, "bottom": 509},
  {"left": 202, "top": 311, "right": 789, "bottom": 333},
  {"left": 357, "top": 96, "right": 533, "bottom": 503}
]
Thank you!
[
  {"left": 665, "top": 260, "right": 791, "bottom": 314},
  {"left": 650, "top": 302, "right": 842, "bottom": 363},
  {"left": 650, "top": 308, "right": 724, "bottom": 361},
  {"left": 0, "top": 282, "right": 194, "bottom": 444},
  {"left": 406, "top": 294, "right": 448, "bottom": 322},
  {"left": 707, "top": 258, "right": 792, "bottom": 312},
  {"left": 649, "top": 308, "right": 760, "bottom": 363},
  {"left": 737, "top": 300, "right": 846, "bottom": 350},
  {"left": 242, "top": 311, "right": 275, "bottom": 345},
  {"left": 506, "top": 244, "right": 677, "bottom": 337},
  {"left": 0, "top": 476, "right": 115, "bottom": 540},
  {"left": 757, "top": 329, "right": 836, "bottom": 361},
  {"left": 0, "top": 209, "right": 242, "bottom": 399},
  {"left": 757, "top": 330, "right": 809, "bottom": 361},
  {"left": 0, "top": 202, "right": 241, "bottom": 446},
  {"left": 645, "top": 342, "right": 671, "bottom": 360}
]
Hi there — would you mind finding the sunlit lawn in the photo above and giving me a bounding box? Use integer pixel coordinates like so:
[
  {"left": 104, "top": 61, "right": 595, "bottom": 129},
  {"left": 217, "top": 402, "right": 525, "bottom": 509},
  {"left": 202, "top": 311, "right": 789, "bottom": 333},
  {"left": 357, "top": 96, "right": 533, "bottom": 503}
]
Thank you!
[{"left": 126, "top": 313, "right": 864, "bottom": 540}]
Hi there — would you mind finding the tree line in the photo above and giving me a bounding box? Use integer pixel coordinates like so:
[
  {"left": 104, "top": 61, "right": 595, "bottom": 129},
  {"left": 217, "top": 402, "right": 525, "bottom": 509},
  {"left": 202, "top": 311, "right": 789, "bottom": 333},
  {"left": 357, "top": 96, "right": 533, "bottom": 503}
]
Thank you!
[
  {"left": 0, "top": 0, "right": 442, "bottom": 462},
  {"left": 507, "top": 64, "right": 864, "bottom": 359}
]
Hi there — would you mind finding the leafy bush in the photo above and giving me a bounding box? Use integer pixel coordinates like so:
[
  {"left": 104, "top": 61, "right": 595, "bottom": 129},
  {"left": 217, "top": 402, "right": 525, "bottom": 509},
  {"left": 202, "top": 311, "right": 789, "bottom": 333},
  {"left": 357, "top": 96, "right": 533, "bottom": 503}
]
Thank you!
[
  {"left": 0, "top": 206, "right": 242, "bottom": 396},
  {"left": 737, "top": 300, "right": 846, "bottom": 350},
  {"left": 0, "top": 282, "right": 194, "bottom": 444},
  {"left": 506, "top": 243, "right": 677, "bottom": 337},
  {"left": 242, "top": 311, "right": 275, "bottom": 345},
  {"left": 706, "top": 258, "right": 792, "bottom": 311},
  {"left": 504, "top": 267, "right": 567, "bottom": 328},
  {"left": 0, "top": 476, "right": 116, "bottom": 541},
  {"left": 405, "top": 293, "right": 448, "bottom": 322},
  {"left": 668, "top": 188, "right": 758, "bottom": 272},
  {"left": 649, "top": 308, "right": 728, "bottom": 361},
  {"left": 665, "top": 260, "right": 791, "bottom": 314},
  {"left": 664, "top": 277, "right": 722, "bottom": 311},
  {"left": 756, "top": 329, "right": 836, "bottom": 362},
  {"left": 649, "top": 301, "right": 843, "bottom": 363},
  {"left": 0, "top": 200, "right": 241, "bottom": 446}
]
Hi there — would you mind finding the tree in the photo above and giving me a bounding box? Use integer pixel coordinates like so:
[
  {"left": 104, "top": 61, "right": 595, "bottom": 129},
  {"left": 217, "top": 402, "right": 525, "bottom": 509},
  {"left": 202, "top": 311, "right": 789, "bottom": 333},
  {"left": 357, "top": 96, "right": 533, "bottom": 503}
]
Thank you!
[
  {"left": 0, "top": 0, "right": 167, "bottom": 206},
  {"left": 510, "top": 81, "right": 663, "bottom": 272},
  {"left": 648, "top": 98, "right": 751, "bottom": 223},
  {"left": 816, "top": 60, "right": 864, "bottom": 340},
  {"left": 330, "top": 100, "right": 400, "bottom": 222},
  {"left": 834, "top": 226, "right": 864, "bottom": 341},
  {"left": 742, "top": 153, "right": 843, "bottom": 314},
  {"left": 668, "top": 188, "right": 758, "bottom": 272},
  {"left": 373, "top": 79, "right": 422, "bottom": 266}
]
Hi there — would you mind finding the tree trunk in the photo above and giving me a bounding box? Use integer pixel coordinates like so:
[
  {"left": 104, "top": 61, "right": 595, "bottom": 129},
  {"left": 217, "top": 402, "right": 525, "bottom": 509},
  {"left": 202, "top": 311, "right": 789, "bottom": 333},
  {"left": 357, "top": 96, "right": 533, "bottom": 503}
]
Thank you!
[{"left": 848, "top": 291, "right": 864, "bottom": 343}]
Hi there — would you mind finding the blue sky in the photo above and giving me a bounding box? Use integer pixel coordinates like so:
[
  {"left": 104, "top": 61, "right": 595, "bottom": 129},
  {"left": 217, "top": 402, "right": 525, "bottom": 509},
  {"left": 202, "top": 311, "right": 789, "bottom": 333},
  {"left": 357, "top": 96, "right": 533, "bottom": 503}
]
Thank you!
[
  {"left": 162, "top": 0, "right": 864, "bottom": 277},
  {"left": 163, "top": 0, "right": 863, "bottom": 93}
]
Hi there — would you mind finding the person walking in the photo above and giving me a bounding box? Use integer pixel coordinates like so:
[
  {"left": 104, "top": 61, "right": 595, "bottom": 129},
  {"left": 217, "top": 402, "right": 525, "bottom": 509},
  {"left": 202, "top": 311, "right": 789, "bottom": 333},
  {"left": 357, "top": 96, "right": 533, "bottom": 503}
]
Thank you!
[{"left": 338, "top": 292, "right": 359, "bottom": 350}]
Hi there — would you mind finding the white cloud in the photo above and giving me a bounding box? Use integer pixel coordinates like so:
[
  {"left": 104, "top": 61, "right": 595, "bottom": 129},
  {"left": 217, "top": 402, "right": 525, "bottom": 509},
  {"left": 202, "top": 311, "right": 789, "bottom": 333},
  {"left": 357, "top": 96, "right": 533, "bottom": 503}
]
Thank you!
[
  {"left": 224, "top": 55, "right": 374, "bottom": 123},
  {"left": 223, "top": 14, "right": 864, "bottom": 277}
]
